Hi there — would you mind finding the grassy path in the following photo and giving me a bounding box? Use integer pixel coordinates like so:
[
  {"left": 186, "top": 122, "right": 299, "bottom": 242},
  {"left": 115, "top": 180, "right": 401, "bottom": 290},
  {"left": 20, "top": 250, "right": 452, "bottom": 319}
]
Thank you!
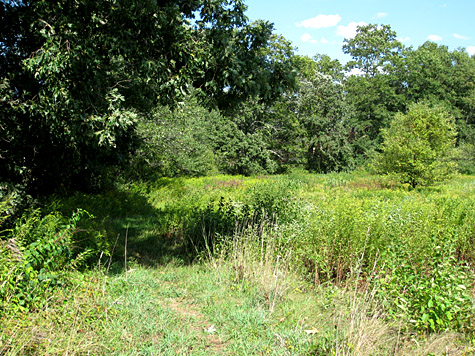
[
  {"left": 3, "top": 263, "right": 326, "bottom": 355},
  {"left": 95, "top": 264, "right": 321, "bottom": 355},
  {"left": 4, "top": 263, "right": 473, "bottom": 355}
]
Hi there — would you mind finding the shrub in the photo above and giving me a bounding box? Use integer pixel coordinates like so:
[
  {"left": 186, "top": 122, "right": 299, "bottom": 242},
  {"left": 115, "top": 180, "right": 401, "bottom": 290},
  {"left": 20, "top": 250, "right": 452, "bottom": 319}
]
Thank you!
[
  {"left": 246, "top": 177, "right": 303, "bottom": 223},
  {"left": 380, "top": 238, "right": 474, "bottom": 333},
  {"left": 129, "top": 99, "right": 220, "bottom": 179},
  {"left": 184, "top": 176, "right": 304, "bottom": 256},
  {"left": 0, "top": 209, "right": 91, "bottom": 316},
  {"left": 373, "top": 102, "right": 457, "bottom": 187}
]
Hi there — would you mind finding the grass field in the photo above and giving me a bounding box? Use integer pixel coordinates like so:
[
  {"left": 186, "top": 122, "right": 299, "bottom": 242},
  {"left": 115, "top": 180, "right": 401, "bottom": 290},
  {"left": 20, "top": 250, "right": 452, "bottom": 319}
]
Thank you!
[{"left": 1, "top": 171, "right": 475, "bottom": 355}]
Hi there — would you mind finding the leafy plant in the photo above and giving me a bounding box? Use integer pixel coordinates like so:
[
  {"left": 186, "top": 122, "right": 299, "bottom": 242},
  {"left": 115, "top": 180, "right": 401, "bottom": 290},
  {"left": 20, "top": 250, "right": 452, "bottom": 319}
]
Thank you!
[
  {"left": 455, "top": 142, "right": 475, "bottom": 174},
  {"left": 130, "top": 96, "right": 220, "bottom": 179},
  {"left": 247, "top": 177, "right": 303, "bottom": 224},
  {"left": 295, "top": 68, "right": 355, "bottom": 173},
  {"left": 373, "top": 102, "right": 458, "bottom": 187},
  {"left": 0, "top": 209, "right": 91, "bottom": 316},
  {"left": 183, "top": 176, "right": 303, "bottom": 256},
  {"left": 380, "top": 238, "right": 474, "bottom": 333}
]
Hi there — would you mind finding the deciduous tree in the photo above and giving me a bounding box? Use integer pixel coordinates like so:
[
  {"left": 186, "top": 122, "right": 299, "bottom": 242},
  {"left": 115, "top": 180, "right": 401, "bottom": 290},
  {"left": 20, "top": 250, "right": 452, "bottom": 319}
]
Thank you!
[
  {"left": 373, "top": 103, "right": 457, "bottom": 187},
  {"left": 0, "top": 0, "right": 296, "bottom": 193},
  {"left": 343, "top": 24, "right": 406, "bottom": 155}
]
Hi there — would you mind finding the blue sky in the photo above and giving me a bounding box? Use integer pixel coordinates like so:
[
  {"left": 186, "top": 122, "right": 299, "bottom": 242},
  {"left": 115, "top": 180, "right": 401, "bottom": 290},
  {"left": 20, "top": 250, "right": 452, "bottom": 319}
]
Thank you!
[{"left": 243, "top": 0, "right": 475, "bottom": 63}]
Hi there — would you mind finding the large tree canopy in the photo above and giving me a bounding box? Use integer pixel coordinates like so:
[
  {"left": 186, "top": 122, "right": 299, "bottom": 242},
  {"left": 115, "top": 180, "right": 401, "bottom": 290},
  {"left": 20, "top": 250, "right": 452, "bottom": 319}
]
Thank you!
[
  {"left": 343, "top": 24, "right": 404, "bottom": 78},
  {"left": 0, "top": 0, "right": 297, "bottom": 193},
  {"left": 343, "top": 24, "right": 406, "bottom": 155}
]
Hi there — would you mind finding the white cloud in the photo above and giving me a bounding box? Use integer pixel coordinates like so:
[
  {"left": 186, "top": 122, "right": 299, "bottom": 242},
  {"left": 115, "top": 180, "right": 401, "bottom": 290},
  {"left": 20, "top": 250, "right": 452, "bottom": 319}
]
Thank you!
[
  {"left": 453, "top": 33, "right": 469, "bottom": 40},
  {"left": 297, "top": 14, "right": 341, "bottom": 29},
  {"left": 427, "top": 34, "right": 442, "bottom": 41},
  {"left": 373, "top": 12, "right": 388, "bottom": 19},
  {"left": 321, "top": 37, "right": 329, "bottom": 44},
  {"left": 301, "top": 33, "right": 318, "bottom": 44},
  {"left": 397, "top": 36, "right": 411, "bottom": 43},
  {"left": 337, "top": 21, "right": 367, "bottom": 39},
  {"left": 467, "top": 46, "right": 475, "bottom": 56}
]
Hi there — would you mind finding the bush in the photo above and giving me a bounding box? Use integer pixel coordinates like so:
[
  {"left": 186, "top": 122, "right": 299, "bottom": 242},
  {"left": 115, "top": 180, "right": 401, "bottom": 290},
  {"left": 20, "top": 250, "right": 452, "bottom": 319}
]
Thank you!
[
  {"left": 380, "top": 238, "right": 474, "bottom": 333},
  {"left": 129, "top": 98, "right": 220, "bottom": 179},
  {"left": 373, "top": 102, "right": 457, "bottom": 187},
  {"left": 184, "top": 176, "right": 304, "bottom": 256},
  {"left": 0, "top": 209, "right": 92, "bottom": 316}
]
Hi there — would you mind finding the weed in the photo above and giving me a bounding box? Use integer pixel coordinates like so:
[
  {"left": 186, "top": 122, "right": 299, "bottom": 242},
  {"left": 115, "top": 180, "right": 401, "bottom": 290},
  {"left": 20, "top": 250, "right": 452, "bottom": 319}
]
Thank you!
[{"left": 3, "top": 172, "right": 475, "bottom": 355}]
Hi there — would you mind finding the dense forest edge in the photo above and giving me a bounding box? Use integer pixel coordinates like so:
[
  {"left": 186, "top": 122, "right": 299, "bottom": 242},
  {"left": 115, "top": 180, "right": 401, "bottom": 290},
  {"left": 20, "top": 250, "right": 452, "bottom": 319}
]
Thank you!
[{"left": 1, "top": 1, "right": 475, "bottom": 354}]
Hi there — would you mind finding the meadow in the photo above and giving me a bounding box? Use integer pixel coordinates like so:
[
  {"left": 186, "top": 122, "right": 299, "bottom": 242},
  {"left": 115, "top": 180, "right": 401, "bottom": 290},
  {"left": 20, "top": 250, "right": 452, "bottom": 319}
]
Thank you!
[{"left": 1, "top": 171, "right": 474, "bottom": 355}]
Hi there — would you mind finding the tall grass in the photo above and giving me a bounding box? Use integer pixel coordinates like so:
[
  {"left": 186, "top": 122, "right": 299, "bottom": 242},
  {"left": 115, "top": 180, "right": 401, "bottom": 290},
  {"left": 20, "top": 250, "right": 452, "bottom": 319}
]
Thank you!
[
  {"left": 177, "top": 173, "right": 475, "bottom": 334},
  {"left": 2, "top": 172, "right": 474, "bottom": 354}
]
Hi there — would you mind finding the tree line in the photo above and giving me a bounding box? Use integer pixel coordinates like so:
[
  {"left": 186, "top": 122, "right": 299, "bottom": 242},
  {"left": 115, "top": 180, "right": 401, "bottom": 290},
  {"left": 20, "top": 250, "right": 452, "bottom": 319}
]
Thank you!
[
  {"left": 1, "top": 1, "right": 475, "bottom": 197},
  {"left": 133, "top": 24, "right": 474, "bottom": 186}
]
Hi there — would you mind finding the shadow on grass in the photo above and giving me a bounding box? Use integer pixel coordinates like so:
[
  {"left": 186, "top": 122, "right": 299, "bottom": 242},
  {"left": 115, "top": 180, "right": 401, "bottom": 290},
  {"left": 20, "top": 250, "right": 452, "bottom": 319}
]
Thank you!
[{"left": 51, "top": 188, "right": 197, "bottom": 273}]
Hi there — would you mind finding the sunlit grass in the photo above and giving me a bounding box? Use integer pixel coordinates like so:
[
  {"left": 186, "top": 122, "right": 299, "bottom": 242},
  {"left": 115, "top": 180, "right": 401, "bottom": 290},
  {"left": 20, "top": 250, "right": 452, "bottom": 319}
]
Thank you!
[{"left": 2, "top": 172, "right": 475, "bottom": 355}]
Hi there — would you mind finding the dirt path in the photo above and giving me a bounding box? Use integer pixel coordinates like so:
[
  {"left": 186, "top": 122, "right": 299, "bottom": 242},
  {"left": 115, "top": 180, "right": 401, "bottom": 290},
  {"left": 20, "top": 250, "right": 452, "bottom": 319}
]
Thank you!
[{"left": 165, "top": 297, "right": 228, "bottom": 354}]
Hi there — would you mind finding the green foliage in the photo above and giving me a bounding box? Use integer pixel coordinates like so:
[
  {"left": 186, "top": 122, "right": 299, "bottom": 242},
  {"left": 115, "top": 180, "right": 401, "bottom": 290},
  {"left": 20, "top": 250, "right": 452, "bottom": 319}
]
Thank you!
[
  {"left": 165, "top": 173, "right": 475, "bottom": 334},
  {"left": 4, "top": 172, "right": 474, "bottom": 343},
  {"left": 130, "top": 93, "right": 284, "bottom": 178},
  {"left": 184, "top": 176, "right": 303, "bottom": 255},
  {"left": 0, "top": 208, "right": 90, "bottom": 316},
  {"left": 219, "top": 130, "right": 278, "bottom": 175},
  {"left": 129, "top": 54, "right": 358, "bottom": 179},
  {"left": 263, "top": 98, "right": 306, "bottom": 171},
  {"left": 216, "top": 55, "right": 356, "bottom": 175},
  {"left": 343, "top": 24, "right": 406, "bottom": 156},
  {"left": 212, "top": 110, "right": 279, "bottom": 175},
  {"left": 373, "top": 102, "right": 458, "bottom": 187},
  {"left": 405, "top": 43, "right": 475, "bottom": 112},
  {"left": 0, "top": 0, "right": 297, "bottom": 194},
  {"left": 291, "top": 177, "right": 475, "bottom": 333},
  {"left": 0, "top": 183, "right": 33, "bottom": 231},
  {"left": 343, "top": 24, "right": 404, "bottom": 77},
  {"left": 195, "top": 26, "right": 297, "bottom": 109},
  {"left": 345, "top": 73, "right": 405, "bottom": 153},
  {"left": 312, "top": 54, "right": 345, "bottom": 82},
  {"left": 295, "top": 54, "right": 344, "bottom": 82},
  {"left": 295, "top": 71, "right": 355, "bottom": 173},
  {"left": 246, "top": 176, "right": 303, "bottom": 223},
  {"left": 381, "top": 239, "right": 473, "bottom": 333},
  {"left": 130, "top": 96, "right": 220, "bottom": 179},
  {"left": 341, "top": 26, "right": 475, "bottom": 164},
  {"left": 456, "top": 143, "right": 475, "bottom": 174}
]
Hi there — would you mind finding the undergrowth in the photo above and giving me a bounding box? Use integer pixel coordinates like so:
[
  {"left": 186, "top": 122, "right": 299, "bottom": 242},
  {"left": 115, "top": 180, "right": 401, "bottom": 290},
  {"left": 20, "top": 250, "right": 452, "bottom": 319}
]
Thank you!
[
  {"left": 0, "top": 206, "right": 101, "bottom": 317},
  {"left": 1, "top": 172, "right": 475, "bottom": 355}
]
